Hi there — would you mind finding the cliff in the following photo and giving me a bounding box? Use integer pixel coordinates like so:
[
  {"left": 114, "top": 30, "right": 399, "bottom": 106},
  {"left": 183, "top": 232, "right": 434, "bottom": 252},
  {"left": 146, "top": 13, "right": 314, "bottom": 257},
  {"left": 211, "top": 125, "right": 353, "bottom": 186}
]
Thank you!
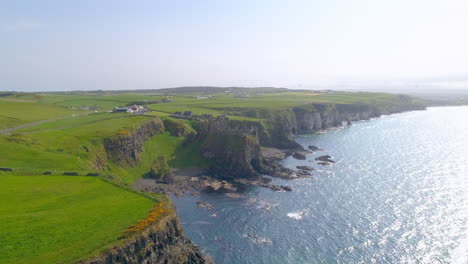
[
  {"left": 197, "top": 116, "right": 263, "bottom": 178},
  {"left": 104, "top": 118, "right": 165, "bottom": 167},
  {"left": 256, "top": 96, "right": 426, "bottom": 148},
  {"left": 79, "top": 205, "right": 211, "bottom": 264},
  {"left": 197, "top": 97, "right": 426, "bottom": 178},
  {"left": 292, "top": 96, "right": 425, "bottom": 134}
]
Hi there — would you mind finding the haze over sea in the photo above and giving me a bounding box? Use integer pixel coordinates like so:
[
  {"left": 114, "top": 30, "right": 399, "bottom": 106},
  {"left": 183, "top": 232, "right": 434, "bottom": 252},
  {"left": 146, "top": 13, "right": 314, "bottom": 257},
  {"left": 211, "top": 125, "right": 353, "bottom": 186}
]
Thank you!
[{"left": 173, "top": 106, "right": 468, "bottom": 264}]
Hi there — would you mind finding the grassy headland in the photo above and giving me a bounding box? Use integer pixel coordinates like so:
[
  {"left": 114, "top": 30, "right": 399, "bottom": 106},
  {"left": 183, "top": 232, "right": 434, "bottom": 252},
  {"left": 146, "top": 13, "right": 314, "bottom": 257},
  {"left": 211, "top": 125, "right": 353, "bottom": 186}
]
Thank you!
[{"left": 0, "top": 87, "right": 425, "bottom": 263}]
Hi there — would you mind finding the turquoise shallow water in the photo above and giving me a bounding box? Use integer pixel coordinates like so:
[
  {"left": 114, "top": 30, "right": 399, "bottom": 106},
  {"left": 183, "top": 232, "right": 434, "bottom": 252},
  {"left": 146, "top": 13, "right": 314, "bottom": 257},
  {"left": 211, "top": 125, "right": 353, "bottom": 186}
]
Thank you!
[{"left": 173, "top": 106, "right": 468, "bottom": 264}]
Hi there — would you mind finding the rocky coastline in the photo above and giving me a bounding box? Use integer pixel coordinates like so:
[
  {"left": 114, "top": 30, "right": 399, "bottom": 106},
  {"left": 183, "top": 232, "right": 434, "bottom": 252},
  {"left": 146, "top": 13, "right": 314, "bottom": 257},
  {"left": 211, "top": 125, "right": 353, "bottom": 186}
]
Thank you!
[{"left": 99, "top": 99, "right": 426, "bottom": 263}]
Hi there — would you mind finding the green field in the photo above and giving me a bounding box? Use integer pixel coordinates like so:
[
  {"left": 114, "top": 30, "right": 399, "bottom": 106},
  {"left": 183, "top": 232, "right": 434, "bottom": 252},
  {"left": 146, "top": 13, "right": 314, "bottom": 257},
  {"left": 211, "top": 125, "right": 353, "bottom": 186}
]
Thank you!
[
  {"left": 0, "top": 175, "right": 154, "bottom": 264},
  {"left": 0, "top": 100, "right": 78, "bottom": 130}
]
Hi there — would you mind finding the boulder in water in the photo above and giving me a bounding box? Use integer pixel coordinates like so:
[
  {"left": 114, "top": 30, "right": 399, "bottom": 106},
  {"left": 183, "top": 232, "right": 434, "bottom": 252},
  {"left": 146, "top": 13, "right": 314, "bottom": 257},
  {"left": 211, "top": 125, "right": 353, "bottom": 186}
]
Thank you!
[
  {"left": 292, "top": 152, "right": 307, "bottom": 160},
  {"left": 197, "top": 201, "right": 214, "bottom": 210},
  {"left": 308, "top": 145, "right": 321, "bottom": 151},
  {"left": 315, "top": 155, "right": 335, "bottom": 163},
  {"left": 296, "top": 166, "right": 314, "bottom": 171}
]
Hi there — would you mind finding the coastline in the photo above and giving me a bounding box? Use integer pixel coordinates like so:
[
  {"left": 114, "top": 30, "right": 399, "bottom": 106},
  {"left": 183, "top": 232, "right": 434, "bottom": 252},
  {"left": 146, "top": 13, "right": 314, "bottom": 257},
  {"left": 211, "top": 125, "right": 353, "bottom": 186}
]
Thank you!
[{"left": 136, "top": 106, "right": 428, "bottom": 199}]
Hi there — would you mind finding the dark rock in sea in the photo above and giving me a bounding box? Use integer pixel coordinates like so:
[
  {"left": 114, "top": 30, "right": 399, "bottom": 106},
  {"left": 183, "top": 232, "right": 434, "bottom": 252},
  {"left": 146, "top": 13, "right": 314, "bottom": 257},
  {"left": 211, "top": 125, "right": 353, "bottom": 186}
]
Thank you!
[
  {"left": 197, "top": 201, "right": 214, "bottom": 210},
  {"left": 315, "top": 155, "right": 335, "bottom": 163},
  {"left": 63, "top": 172, "right": 79, "bottom": 176},
  {"left": 296, "top": 166, "right": 314, "bottom": 171},
  {"left": 297, "top": 170, "right": 312, "bottom": 177},
  {"left": 43, "top": 171, "right": 52, "bottom": 175},
  {"left": 281, "top": 186, "right": 293, "bottom": 192},
  {"left": 308, "top": 145, "right": 321, "bottom": 151},
  {"left": 0, "top": 167, "right": 13, "bottom": 171},
  {"left": 268, "top": 185, "right": 283, "bottom": 191},
  {"left": 292, "top": 152, "right": 307, "bottom": 160},
  {"left": 317, "top": 162, "right": 331, "bottom": 166},
  {"left": 260, "top": 156, "right": 295, "bottom": 179},
  {"left": 191, "top": 191, "right": 201, "bottom": 197},
  {"left": 86, "top": 172, "right": 100, "bottom": 176}
]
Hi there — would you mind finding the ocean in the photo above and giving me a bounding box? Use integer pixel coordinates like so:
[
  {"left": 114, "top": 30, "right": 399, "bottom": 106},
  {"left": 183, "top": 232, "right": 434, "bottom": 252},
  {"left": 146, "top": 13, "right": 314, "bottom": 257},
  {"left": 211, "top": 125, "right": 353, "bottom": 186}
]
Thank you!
[{"left": 173, "top": 106, "right": 468, "bottom": 264}]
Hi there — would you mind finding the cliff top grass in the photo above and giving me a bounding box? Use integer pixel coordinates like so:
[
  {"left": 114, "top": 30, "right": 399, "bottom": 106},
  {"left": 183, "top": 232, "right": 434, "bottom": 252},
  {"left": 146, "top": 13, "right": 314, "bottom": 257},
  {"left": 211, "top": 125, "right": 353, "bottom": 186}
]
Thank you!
[
  {"left": 0, "top": 100, "right": 79, "bottom": 130},
  {"left": 0, "top": 175, "right": 155, "bottom": 264}
]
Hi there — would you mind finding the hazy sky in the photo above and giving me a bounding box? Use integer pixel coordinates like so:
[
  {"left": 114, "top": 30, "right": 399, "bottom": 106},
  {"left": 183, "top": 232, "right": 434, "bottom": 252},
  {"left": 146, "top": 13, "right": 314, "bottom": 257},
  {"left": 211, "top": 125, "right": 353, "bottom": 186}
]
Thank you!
[{"left": 1, "top": 0, "right": 468, "bottom": 91}]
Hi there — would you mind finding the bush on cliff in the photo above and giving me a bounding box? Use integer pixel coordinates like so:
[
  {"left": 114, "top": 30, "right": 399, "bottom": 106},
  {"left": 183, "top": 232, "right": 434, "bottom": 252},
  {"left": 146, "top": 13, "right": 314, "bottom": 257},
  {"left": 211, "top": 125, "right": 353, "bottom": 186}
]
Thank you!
[
  {"left": 163, "top": 118, "right": 194, "bottom": 137},
  {"left": 150, "top": 156, "right": 174, "bottom": 183}
]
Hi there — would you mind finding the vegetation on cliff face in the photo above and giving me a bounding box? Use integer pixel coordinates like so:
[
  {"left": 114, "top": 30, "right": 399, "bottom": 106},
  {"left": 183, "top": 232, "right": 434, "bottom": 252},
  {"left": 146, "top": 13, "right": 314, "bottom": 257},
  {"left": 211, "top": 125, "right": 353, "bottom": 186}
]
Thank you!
[{"left": 163, "top": 118, "right": 195, "bottom": 137}]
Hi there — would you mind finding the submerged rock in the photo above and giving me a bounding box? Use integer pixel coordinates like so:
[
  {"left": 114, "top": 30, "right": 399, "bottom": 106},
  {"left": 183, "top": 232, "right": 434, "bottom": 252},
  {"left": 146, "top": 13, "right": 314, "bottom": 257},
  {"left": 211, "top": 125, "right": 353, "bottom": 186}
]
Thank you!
[
  {"left": 197, "top": 201, "right": 214, "bottom": 210},
  {"left": 315, "top": 155, "right": 335, "bottom": 163},
  {"left": 243, "top": 233, "right": 273, "bottom": 245},
  {"left": 225, "top": 193, "right": 242, "bottom": 199},
  {"left": 296, "top": 170, "right": 312, "bottom": 177},
  {"left": 308, "top": 145, "right": 321, "bottom": 151},
  {"left": 296, "top": 165, "right": 314, "bottom": 171}
]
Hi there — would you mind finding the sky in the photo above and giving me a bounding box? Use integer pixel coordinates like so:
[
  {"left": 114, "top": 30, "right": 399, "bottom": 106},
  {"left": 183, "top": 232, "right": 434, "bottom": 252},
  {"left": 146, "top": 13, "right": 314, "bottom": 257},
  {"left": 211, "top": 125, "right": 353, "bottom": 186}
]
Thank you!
[{"left": 1, "top": 0, "right": 468, "bottom": 91}]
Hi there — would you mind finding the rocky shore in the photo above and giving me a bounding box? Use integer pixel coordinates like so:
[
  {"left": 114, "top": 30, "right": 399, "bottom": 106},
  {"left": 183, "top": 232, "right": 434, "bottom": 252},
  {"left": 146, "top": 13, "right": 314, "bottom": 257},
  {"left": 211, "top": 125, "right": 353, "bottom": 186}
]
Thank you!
[{"left": 117, "top": 98, "right": 426, "bottom": 263}]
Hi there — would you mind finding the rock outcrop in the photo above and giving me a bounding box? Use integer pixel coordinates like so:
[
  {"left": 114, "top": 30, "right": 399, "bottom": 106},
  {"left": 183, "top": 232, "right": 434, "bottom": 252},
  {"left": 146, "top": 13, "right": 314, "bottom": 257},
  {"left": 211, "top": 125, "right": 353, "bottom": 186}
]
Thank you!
[
  {"left": 79, "top": 210, "right": 211, "bottom": 264},
  {"left": 104, "top": 118, "right": 164, "bottom": 167},
  {"left": 197, "top": 116, "right": 265, "bottom": 178}
]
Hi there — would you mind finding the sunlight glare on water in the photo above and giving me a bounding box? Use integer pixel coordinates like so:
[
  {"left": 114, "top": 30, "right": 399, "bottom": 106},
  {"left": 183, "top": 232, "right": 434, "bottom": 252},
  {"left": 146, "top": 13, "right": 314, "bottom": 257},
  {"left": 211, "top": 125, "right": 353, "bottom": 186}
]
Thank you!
[{"left": 173, "top": 106, "right": 468, "bottom": 264}]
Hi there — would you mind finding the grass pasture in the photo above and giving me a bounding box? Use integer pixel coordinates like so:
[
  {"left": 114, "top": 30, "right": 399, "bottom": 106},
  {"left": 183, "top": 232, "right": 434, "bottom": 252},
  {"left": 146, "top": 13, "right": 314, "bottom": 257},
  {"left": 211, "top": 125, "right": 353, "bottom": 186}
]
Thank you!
[
  {"left": 0, "top": 100, "right": 77, "bottom": 130},
  {"left": 0, "top": 175, "right": 155, "bottom": 264}
]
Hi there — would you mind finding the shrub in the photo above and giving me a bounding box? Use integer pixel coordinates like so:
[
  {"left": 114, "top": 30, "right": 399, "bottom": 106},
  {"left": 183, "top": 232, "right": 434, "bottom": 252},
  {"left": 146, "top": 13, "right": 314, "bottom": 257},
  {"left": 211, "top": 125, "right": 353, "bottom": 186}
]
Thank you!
[
  {"left": 149, "top": 156, "right": 173, "bottom": 183},
  {"left": 163, "top": 118, "right": 193, "bottom": 137}
]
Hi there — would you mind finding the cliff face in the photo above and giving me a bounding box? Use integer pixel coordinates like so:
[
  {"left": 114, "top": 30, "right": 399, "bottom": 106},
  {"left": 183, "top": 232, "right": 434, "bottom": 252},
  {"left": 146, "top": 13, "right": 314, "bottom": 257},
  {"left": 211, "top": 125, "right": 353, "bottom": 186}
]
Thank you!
[
  {"left": 292, "top": 98, "right": 425, "bottom": 134},
  {"left": 197, "top": 116, "right": 263, "bottom": 178},
  {"left": 197, "top": 97, "right": 426, "bottom": 178},
  {"left": 104, "top": 118, "right": 164, "bottom": 167},
  {"left": 79, "top": 211, "right": 211, "bottom": 264},
  {"left": 260, "top": 97, "right": 426, "bottom": 147}
]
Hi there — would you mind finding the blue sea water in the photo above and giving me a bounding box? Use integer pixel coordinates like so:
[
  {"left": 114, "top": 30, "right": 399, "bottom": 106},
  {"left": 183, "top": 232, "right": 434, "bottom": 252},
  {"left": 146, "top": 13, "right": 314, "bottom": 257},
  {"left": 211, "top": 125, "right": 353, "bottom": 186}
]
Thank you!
[{"left": 173, "top": 106, "right": 468, "bottom": 264}]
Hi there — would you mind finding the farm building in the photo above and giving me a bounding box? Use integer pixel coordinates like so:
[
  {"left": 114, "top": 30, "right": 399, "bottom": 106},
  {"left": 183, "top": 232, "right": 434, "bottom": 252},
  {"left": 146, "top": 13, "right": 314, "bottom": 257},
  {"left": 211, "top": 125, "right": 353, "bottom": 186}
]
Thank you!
[{"left": 112, "top": 105, "right": 146, "bottom": 113}]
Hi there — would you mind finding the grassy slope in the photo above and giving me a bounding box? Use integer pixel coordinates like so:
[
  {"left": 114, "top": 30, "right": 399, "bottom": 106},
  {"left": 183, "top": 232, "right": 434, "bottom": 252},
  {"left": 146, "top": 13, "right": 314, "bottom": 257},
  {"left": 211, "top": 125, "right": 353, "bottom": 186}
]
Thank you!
[
  {"left": 0, "top": 175, "right": 154, "bottom": 264},
  {"left": 0, "top": 100, "right": 77, "bottom": 130}
]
